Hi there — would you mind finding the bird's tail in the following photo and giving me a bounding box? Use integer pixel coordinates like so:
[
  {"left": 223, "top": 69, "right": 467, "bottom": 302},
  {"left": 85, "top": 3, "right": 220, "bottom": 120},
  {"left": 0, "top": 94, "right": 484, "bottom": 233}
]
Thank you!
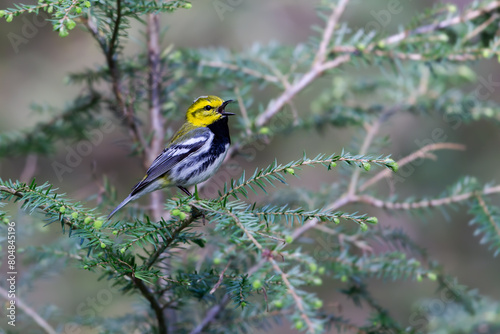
[
  {"left": 107, "top": 194, "right": 136, "bottom": 220},
  {"left": 107, "top": 178, "right": 164, "bottom": 220}
]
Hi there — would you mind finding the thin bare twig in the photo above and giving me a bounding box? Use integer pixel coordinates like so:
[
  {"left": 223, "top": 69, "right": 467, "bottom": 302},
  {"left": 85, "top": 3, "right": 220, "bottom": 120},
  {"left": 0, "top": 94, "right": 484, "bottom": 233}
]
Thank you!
[
  {"left": 132, "top": 276, "right": 168, "bottom": 334},
  {"left": 360, "top": 143, "right": 466, "bottom": 192},
  {"left": 189, "top": 294, "right": 230, "bottom": 334},
  {"left": 210, "top": 261, "right": 232, "bottom": 294},
  {"left": 356, "top": 186, "right": 500, "bottom": 210},
  {"left": 200, "top": 3, "right": 353, "bottom": 170},
  {"left": 200, "top": 60, "right": 279, "bottom": 83},
  {"left": 228, "top": 211, "right": 263, "bottom": 251},
  {"left": 0, "top": 286, "right": 57, "bottom": 334},
  {"left": 332, "top": 45, "right": 494, "bottom": 62},
  {"left": 269, "top": 258, "right": 315, "bottom": 334},
  {"left": 292, "top": 183, "right": 500, "bottom": 243},
  {"left": 314, "top": 225, "right": 373, "bottom": 253},
  {"left": 462, "top": 13, "right": 499, "bottom": 44},
  {"left": 255, "top": 231, "right": 286, "bottom": 243},
  {"left": 20, "top": 154, "right": 37, "bottom": 182},
  {"left": 254, "top": 0, "right": 351, "bottom": 128},
  {"left": 373, "top": 1, "right": 500, "bottom": 48},
  {"left": 191, "top": 258, "right": 267, "bottom": 334},
  {"left": 347, "top": 120, "right": 380, "bottom": 196},
  {"left": 234, "top": 87, "right": 252, "bottom": 136},
  {"left": 314, "top": 0, "right": 351, "bottom": 65}
]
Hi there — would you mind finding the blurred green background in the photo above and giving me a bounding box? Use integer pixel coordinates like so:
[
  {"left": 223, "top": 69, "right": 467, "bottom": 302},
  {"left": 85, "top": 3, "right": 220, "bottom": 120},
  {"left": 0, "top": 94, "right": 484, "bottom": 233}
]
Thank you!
[{"left": 1, "top": 0, "right": 500, "bottom": 333}]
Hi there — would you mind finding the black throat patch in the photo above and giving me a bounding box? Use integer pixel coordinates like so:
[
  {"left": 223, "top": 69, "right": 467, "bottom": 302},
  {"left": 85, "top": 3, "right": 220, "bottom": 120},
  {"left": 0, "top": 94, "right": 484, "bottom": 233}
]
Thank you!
[{"left": 207, "top": 116, "right": 231, "bottom": 145}]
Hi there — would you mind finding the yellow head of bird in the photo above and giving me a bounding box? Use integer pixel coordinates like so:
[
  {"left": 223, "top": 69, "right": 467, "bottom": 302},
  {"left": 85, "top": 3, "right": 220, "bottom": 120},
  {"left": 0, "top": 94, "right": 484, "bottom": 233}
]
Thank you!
[{"left": 186, "top": 95, "right": 234, "bottom": 127}]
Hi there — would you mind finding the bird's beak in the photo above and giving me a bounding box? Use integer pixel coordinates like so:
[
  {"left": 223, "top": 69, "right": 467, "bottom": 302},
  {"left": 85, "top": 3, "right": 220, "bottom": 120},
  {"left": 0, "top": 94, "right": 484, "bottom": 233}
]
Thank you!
[{"left": 219, "top": 100, "right": 235, "bottom": 116}]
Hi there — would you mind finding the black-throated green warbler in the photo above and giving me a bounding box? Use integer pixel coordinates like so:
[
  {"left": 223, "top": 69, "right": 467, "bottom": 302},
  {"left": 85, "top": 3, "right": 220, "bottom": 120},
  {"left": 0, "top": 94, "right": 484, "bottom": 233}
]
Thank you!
[{"left": 108, "top": 95, "right": 234, "bottom": 219}]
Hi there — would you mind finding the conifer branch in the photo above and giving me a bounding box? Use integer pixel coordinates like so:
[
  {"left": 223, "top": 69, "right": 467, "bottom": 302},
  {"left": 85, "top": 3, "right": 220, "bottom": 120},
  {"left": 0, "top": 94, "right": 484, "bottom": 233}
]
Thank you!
[
  {"left": 229, "top": 210, "right": 264, "bottom": 251},
  {"left": 144, "top": 213, "right": 200, "bottom": 270},
  {"left": 190, "top": 259, "right": 268, "bottom": 334},
  {"left": 475, "top": 194, "right": 500, "bottom": 240},
  {"left": 0, "top": 181, "right": 109, "bottom": 246},
  {"left": 220, "top": 153, "right": 395, "bottom": 201},
  {"left": 0, "top": 184, "right": 78, "bottom": 230},
  {"left": 253, "top": 207, "right": 371, "bottom": 227},
  {"left": 57, "top": 0, "right": 80, "bottom": 29}
]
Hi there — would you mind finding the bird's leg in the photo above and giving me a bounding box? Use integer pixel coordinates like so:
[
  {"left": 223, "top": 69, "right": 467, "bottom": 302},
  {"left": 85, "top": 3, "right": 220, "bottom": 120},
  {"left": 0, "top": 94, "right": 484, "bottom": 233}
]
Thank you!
[
  {"left": 178, "top": 186, "right": 192, "bottom": 196},
  {"left": 178, "top": 186, "right": 207, "bottom": 224}
]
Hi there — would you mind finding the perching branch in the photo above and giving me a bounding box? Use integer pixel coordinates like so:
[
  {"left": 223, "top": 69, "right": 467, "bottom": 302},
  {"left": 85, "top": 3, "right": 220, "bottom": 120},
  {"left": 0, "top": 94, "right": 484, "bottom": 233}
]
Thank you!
[{"left": 0, "top": 184, "right": 78, "bottom": 230}]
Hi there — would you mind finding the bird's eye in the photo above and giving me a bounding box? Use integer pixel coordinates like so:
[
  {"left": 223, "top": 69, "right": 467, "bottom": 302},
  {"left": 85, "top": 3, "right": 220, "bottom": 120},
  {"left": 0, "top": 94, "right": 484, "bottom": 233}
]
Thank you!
[{"left": 204, "top": 105, "right": 212, "bottom": 111}]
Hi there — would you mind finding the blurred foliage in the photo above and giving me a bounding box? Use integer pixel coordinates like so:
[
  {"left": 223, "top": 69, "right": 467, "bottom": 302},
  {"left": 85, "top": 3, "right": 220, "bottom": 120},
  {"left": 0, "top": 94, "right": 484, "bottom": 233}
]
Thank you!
[{"left": 1, "top": 0, "right": 500, "bottom": 333}]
